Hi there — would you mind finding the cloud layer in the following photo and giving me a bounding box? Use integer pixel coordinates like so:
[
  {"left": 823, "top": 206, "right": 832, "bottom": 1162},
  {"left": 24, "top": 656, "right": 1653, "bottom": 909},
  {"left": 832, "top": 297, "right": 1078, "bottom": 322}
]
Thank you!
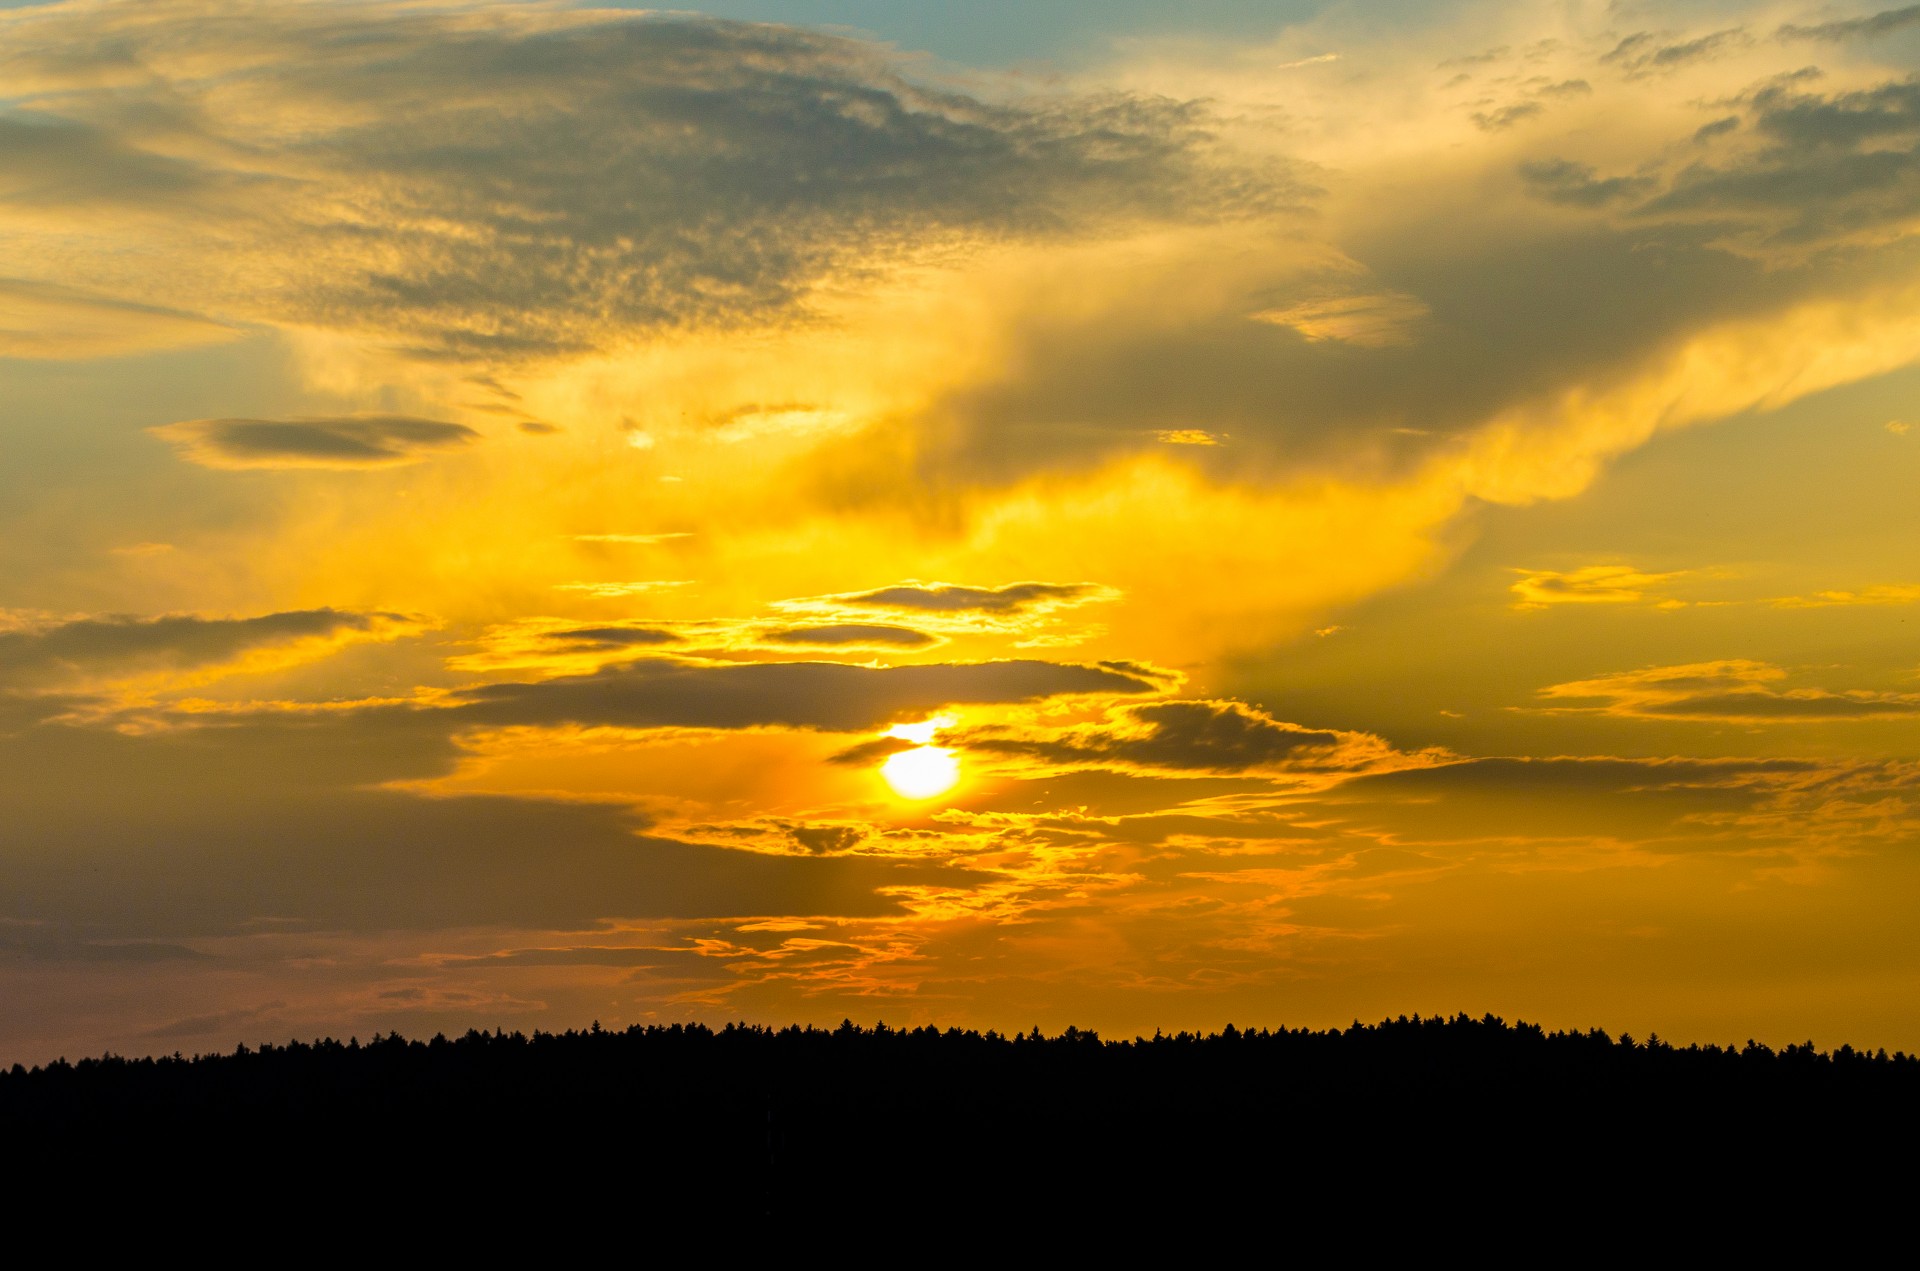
[
  {"left": 0, "top": 3, "right": 1288, "bottom": 358},
  {"left": 454, "top": 657, "right": 1163, "bottom": 733},
  {"left": 150, "top": 416, "right": 479, "bottom": 469}
]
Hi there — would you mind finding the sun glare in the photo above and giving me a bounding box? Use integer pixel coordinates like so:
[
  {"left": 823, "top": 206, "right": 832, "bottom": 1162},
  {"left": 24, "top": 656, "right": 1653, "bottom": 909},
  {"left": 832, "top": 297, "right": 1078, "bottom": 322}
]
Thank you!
[
  {"left": 887, "top": 715, "right": 955, "bottom": 746},
  {"left": 881, "top": 746, "right": 961, "bottom": 799}
]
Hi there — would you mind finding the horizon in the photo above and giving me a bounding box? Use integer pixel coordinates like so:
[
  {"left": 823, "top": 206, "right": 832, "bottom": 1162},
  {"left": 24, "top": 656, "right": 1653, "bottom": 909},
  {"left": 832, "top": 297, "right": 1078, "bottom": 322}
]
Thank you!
[{"left": 6, "top": 0, "right": 1920, "bottom": 1066}]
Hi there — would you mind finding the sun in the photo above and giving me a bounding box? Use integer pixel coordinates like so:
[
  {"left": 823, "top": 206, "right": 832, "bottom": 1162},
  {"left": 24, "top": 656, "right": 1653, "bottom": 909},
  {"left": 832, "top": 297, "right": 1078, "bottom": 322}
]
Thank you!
[{"left": 881, "top": 745, "right": 961, "bottom": 799}]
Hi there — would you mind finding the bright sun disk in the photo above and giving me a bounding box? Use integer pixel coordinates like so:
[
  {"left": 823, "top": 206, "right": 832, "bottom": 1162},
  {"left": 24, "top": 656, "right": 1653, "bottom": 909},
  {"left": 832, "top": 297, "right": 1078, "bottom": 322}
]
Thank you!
[{"left": 881, "top": 745, "right": 960, "bottom": 799}]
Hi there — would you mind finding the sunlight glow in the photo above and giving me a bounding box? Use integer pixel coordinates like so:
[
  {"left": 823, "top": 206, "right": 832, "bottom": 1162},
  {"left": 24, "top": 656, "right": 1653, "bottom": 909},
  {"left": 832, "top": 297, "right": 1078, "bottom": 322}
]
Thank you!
[
  {"left": 887, "top": 715, "right": 955, "bottom": 746},
  {"left": 881, "top": 746, "right": 960, "bottom": 799}
]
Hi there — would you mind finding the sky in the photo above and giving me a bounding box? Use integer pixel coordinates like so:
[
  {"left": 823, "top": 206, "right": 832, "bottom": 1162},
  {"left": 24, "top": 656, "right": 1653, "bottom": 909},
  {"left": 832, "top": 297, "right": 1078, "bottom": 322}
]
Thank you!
[{"left": 4, "top": 0, "right": 1920, "bottom": 1062}]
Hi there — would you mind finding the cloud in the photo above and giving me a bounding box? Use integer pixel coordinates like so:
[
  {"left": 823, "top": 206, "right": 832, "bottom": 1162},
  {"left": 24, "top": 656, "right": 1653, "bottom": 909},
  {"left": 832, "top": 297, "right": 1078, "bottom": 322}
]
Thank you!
[
  {"left": 1601, "top": 29, "right": 1751, "bottom": 77},
  {"left": 762, "top": 624, "right": 937, "bottom": 648},
  {"left": 0, "top": 3, "right": 1292, "bottom": 360},
  {"left": 1779, "top": 5, "right": 1920, "bottom": 42},
  {"left": 765, "top": 581, "right": 1119, "bottom": 645},
  {"left": 143, "top": 1002, "right": 285, "bottom": 1041},
  {"left": 1250, "top": 292, "right": 1430, "bottom": 347},
  {"left": 446, "top": 620, "right": 685, "bottom": 674},
  {"left": 0, "top": 935, "right": 209, "bottom": 965},
  {"left": 1319, "top": 753, "right": 1852, "bottom": 845},
  {"left": 1472, "top": 101, "right": 1545, "bottom": 131},
  {"left": 1519, "top": 160, "right": 1657, "bottom": 208},
  {"left": 1640, "top": 76, "right": 1920, "bottom": 246},
  {"left": 1509, "top": 565, "right": 1685, "bottom": 609},
  {"left": 552, "top": 581, "right": 694, "bottom": 599},
  {"left": 0, "top": 276, "right": 232, "bottom": 359},
  {"left": 453, "top": 657, "right": 1164, "bottom": 733},
  {"left": 149, "top": 415, "right": 479, "bottom": 469},
  {"left": 0, "top": 608, "right": 421, "bottom": 689},
  {"left": 953, "top": 699, "right": 1420, "bottom": 777},
  {"left": 821, "top": 582, "right": 1106, "bottom": 615},
  {"left": 1538, "top": 660, "right": 1920, "bottom": 721},
  {"left": 0, "top": 709, "right": 990, "bottom": 940},
  {"left": 1772, "top": 584, "right": 1920, "bottom": 607},
  {"left": 790, "top": 824, "right": 867, "bottom": 855},
  {"left": 450, "top": 617, "right": 948, "bottom": 676},
  {"left": 0, "top": 109, "right": 218, "bottom": 210},
  {"left": 827, "top": 735, "right": 925, "bottom": 766}
]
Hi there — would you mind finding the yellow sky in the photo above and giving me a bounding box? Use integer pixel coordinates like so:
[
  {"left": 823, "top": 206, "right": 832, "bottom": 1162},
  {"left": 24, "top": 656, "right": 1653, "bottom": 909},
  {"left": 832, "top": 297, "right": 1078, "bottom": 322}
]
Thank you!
[{"left": 5, "top": 0, "right": 1920, "bottom": 1061}]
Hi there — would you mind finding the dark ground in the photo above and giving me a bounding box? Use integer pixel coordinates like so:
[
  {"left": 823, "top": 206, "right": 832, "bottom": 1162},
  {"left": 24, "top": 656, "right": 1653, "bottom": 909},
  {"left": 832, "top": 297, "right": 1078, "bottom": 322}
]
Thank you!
[{"left": 7, "top": 1014, "right": 1915, "bottom": 1235}]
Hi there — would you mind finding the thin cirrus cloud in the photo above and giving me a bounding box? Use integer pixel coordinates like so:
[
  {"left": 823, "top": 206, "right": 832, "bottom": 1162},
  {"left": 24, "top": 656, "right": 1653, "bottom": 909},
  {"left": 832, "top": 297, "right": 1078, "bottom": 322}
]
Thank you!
[
  {"left": 0, "top": 2, "right": 1293, "bottom": 359},
  {"left": 1779, "top": 5, "right": 1920, "bottom": 42},
  {"left": 0, "top": 608, "right": 421, "bottom": 688},
  {"left": 818, "top": 582, "right": 1107, "bottom": 615},
  {"left": 1537, "top": 660, "right": 1920, "bottom": 721},
  {"left": 0, "top": 277, "right": 233, "bottom": 359},
  {"left": 149, "top": 416, "right": 480, "bottom": 469},
  {"left": 1771, "top": 584, "right": 1920, "bottom": 608},
  {"left": 1509, "top": 565, "right": 1687, "bottom": 610}
]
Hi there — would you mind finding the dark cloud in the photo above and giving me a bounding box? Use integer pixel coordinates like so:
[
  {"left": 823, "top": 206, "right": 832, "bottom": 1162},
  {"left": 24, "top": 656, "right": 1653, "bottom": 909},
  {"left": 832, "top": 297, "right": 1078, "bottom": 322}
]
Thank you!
[
  {"left": 1752, "top": 77, "right": 1920, "bottom": 149},
  {"left": 1520, "top": 159, "right": 1658, "bottom": 207},
  {"left": 1539, "top": 660, "right": 1920, "bottom": 721},
  {"left": 0, "top": 110, "right": 214, "bottom": 208},
  {"left": 149, "top": 415, "right": 479, "bottom": 469},
  {"left": 791, "top": 824, "right": 866, "bottom": 855},
  {"left": 948, "top": 766, "right": 1272, "bottom": 818},
  {"left": 1779, "top": 5, "right": 1920, "bottom": 42},
  {"left": 1319, "top": 755, "right": 1827, "bottom": 843},
  {"left": 0, "top": 4, "right": 1295, "bottom": 359},
  {"left": 917, "top": 220, "right": 1810, "bottom": 485},
  {"left": 956, "top": 700, "right": 1398, "bottom": 775},
  {"left": 1602, "top": 28, "right": 1750, "bottom": 76},
  {"left": 1467, "top": 76, "right": 1587, "bottom": 133},
  {"left": 1636, "top": 693, "right": 1920, "bottom": 719},
  {"left": 827, "top": 736, "right": 923, "bottom": 766},
  {"left": 540, "top": 625, "right": 683, "bottom": 652},
  {"left": 841, "top": 582, "right": 1098, "bottom": 614},
  {"left": 0, "top": 608, "right": 409, "bottom": 686},
  {"left": 1694, "top": 116, "right": 1741, "bottom": 144},
  {"left": 455, "top": 657, "right": 1159, "bottom": 732},
  {"left": 1472, "top": 101, "right": 1544, "bottom": 131},
  {"left": 1641, "top": 77, "right": 1920, "bottom": 243},
  {"left": 439, "top": 947, "right": 670, "bottom": 968},
  {"left": 143, "top": 1003, "right": 286, "bottom": 1041},
  {"left": 763, "top": 623, "right": 935, "bottom": 647},
  {"left": 0, "top": 936, "right": 209, "bottom": 965}
]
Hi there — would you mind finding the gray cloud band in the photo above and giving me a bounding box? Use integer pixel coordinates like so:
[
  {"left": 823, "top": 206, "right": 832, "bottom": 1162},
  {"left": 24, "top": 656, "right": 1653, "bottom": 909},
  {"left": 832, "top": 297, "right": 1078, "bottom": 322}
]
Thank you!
[
  {"left": 452, "top": 657, "right": 1161, "bottom": 732},
  {"left": 149, "top": 416, "right": 479, "bottom": 469},
  {"left": 0, "top": 4, "right": 1286, "bottom": 360},
  {"left": 0, "top": 608, "right": 408, "bottom": 685}
]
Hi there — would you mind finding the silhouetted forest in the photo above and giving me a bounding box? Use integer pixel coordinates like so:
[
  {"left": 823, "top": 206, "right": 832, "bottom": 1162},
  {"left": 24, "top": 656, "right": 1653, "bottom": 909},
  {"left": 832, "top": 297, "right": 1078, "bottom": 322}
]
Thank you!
[{"left": 8, "top": 1015, "right": 1917, "bottom": 1228}]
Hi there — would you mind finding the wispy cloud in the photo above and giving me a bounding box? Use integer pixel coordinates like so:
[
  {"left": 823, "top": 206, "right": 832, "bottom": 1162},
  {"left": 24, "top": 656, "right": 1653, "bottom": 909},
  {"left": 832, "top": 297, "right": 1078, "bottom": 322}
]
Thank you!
[
  {"left": 1510, "top": 565, "right": 1686, "bottom": 610},
  {"left": 1539, "top": 660, "right": 1920, "bottom": 721},
  {"left": 151, "top": 416, "right": 478, "bottom": 470},
  {"left": 1772, "top": 584, "right": 1920, "bottom": 608}
]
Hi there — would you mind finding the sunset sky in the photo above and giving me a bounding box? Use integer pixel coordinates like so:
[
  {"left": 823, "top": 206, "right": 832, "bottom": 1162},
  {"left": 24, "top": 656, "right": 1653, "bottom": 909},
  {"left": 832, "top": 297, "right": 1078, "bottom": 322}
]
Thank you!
[{"left": 6, "top": 0, "right": 1920, "bottom": 1062}]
